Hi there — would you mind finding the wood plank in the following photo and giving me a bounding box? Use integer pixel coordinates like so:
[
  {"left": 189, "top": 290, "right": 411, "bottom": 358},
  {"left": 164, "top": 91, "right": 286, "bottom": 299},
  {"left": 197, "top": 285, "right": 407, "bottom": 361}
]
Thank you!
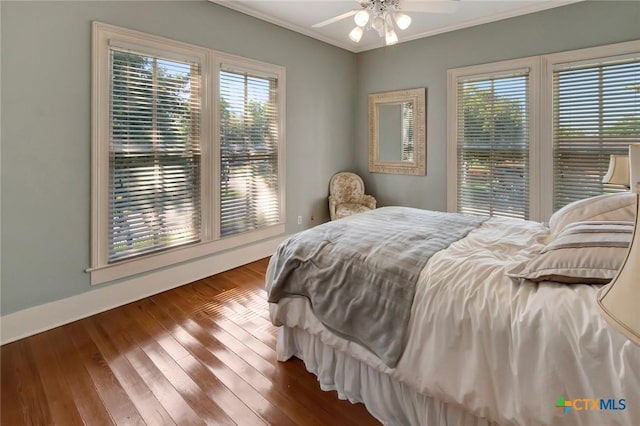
[
  {"left": 113, "top": 305, "right": 237, "bottom": 426},
  {"left": 190, "top": 278, "right": 278, "bottom": 348},
  {"left": 45, "top": 327, "right": 114, "bottom": 425},
  {"left": 152, "top": 286, "right": 366, "bottom": 426},
  {"left": 0, "top": 342, "right": 35, "bottom": 425},
  {"left": 83, "top": 316, "right": 176, "bottom": 425},
  {"left": 189, "top": 295, "right": 277, "bottom": 363},
  {"left": 0, "top": 258, "right": 381, "bottom": 426},
  {"left": 136, "top": 297, "right": 304, "bottom": 426},
  {"left": 176, "top": 352, "right": 268, "bottom": 426},
  {"left": 94, "top": 308, "right": 208, "bottom": 426},
  {"left": 28, "top": 332, "right": 85, "bottom": 425},
  {"left": 202, "top": 265, "right": 382, "bottom": 426},
  {"left": 1, "top": 344, "right": 19, "bottom": 425},
  {"left": 119, "top": 301, "right": 268, "bottom": 426},
  {"left": 242, "top": 258, "right": 270, "bottom": 277},
  {"left": 6, "top": 340, "right": 54, "bottom": 425},
  {"left": 66, "top": 321, "right": 146, "bottom": 425}
]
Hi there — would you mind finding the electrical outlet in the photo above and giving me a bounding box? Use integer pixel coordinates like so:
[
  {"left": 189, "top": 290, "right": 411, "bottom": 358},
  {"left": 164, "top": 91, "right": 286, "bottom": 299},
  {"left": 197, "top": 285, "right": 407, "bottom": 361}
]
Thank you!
[{"left": 297, "top": 215, "right": 302, "bottom": 225}]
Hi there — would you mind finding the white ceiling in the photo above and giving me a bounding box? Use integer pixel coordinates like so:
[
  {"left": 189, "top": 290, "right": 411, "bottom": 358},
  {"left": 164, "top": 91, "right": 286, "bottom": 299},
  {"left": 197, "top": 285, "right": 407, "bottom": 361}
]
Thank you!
[{"left": 209, "top": 0, "right": 581, "bottom": 52}]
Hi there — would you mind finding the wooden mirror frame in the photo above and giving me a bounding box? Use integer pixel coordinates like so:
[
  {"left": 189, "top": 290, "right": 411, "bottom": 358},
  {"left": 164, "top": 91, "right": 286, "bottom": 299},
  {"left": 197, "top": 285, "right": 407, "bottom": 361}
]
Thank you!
[{"left": 368, "top": 88, "right": 426, "bottom": 175}]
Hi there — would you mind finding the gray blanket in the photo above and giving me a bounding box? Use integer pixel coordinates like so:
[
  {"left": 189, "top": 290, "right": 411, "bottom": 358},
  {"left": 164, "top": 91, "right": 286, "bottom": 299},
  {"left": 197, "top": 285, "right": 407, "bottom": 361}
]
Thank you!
[{"left": 266, "top": 206, "right": 487, "bottom": 367}]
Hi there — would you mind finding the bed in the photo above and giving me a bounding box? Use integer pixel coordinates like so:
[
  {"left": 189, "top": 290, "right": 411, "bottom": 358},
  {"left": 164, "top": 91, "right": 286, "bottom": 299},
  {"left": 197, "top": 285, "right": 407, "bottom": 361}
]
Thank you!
[{"left": 266, "top": 193, "right": 640, "bottom": 426}]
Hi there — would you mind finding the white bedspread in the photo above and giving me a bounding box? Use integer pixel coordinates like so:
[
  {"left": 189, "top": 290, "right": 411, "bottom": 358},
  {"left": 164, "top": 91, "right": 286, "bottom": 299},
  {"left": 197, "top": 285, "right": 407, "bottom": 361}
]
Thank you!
[{"left": 270, "top": 217, "right": 640, "bottom": 425}]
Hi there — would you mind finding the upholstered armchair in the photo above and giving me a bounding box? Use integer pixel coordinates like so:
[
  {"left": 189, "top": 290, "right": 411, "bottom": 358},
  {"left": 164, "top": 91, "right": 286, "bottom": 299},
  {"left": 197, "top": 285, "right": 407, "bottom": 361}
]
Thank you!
[{"left": 329, "top": 172, "right": 377, "bottom": 221}]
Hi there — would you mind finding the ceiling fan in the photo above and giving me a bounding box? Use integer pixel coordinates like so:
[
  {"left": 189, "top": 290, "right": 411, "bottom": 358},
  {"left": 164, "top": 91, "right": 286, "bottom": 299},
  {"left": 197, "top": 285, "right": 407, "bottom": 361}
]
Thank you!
[{"left": 312, "top": 0, "right": 459, "bottom": 46}]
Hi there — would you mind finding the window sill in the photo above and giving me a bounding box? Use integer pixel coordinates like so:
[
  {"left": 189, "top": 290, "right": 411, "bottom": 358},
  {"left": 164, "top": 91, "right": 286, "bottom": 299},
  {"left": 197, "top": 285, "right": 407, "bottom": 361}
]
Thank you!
[{"left": 88, "top": 224, "right": 285, "bottom": 285}]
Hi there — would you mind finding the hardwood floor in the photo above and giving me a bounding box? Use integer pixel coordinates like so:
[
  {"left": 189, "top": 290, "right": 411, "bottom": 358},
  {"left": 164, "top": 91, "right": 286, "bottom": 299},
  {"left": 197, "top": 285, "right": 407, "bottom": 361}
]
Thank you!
[{"left": 1, "top": 258, "right": 381, "bottom": 425}]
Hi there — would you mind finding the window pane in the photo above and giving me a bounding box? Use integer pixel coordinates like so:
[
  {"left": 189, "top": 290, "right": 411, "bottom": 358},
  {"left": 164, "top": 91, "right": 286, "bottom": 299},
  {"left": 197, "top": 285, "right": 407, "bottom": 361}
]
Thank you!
[
  {"left": 219, "top": 70, "right": 280, "bottom": 236},
  {"left": 553, "top": 59, "right": 640, "bottom": 210},
  {"left": 109, "top": 50, "right": 201, "bottom": 262},
  {"left": 401, "top": 103, "right": 414, "bottom": 162},
  {"left": 457, "top": 74, "right": 530, "bottom": 220}
]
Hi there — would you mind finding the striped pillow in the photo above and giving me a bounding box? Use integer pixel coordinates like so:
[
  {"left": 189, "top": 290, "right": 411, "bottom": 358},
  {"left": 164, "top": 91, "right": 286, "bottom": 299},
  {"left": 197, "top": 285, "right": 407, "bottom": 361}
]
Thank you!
[{"left": 509, "top": 221, "right": 633, "bottom": 284}]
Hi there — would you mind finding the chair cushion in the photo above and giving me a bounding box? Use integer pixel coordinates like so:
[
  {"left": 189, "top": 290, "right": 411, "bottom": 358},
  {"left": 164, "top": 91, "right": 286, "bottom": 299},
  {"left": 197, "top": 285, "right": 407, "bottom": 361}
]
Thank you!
[
  {"left": 335, "top": 203, "right": 372, "bottom": 219},
  {"left": 330, "top": 173, "right": 365, "bottom": 204}
]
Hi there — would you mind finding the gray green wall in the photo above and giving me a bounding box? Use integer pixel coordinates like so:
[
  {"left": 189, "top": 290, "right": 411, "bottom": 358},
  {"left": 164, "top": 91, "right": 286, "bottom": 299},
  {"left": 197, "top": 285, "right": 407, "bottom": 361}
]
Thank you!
[
  {"left": 355, "top": 1, "right": 640, "bottom": 210},
  {"left": 0, "top": 1, "right": 356, "bottom": 315},
  {"left": 2, "top": 0, "right": 639, "bottom": 316}
]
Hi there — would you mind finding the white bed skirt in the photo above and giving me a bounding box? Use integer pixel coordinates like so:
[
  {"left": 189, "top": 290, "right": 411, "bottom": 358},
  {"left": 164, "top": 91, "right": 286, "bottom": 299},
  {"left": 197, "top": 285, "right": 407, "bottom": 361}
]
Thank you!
[{"left": 277, "top": 326, "right": 495, "bottom": 426}]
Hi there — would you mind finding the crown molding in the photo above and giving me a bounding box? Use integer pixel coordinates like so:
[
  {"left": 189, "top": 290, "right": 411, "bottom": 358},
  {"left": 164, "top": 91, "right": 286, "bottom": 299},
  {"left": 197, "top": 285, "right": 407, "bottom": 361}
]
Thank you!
[
  {"left": 392, "top": 0, "right": 583, "bottom": 51},
  {"left": 210, "top": 0, "right": 357, "bottom": 52},
  {"left": 209, "top": 0, "right": 583, "bottom": 53}
]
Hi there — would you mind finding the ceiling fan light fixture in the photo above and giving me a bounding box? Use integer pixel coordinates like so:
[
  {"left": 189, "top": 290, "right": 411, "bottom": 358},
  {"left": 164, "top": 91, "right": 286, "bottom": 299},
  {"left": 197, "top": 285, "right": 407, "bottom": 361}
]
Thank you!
[
  {"left": 385, "top": 28, "right": 398, "bottom": 46},
  {"left": 372, "top": 15, "right": 385, "bottom": 36},
  {"left": 354, "top": 9, "right": 370, "bottom": 27},
  {"left": 394, "top": 12, "right": 411, "bottom": 30},
  {"left": 349, "top": 26, "right": 364, "bottom": 43},
  {"left": 316, "top": 0, "right": 446, "bottom": 46}
]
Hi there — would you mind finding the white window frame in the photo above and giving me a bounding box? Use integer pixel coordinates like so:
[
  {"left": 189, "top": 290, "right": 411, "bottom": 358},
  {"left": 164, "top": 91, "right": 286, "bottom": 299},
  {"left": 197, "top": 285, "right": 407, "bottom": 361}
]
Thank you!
[
  {"left": 90, "top": 22, "right": 285, "bottom": 285},
  {"left": 448, "top": 40, "right": 640, "bottom": 223},
  {"left": 447, "top": 57, "right": 541, "bottom": 221}
]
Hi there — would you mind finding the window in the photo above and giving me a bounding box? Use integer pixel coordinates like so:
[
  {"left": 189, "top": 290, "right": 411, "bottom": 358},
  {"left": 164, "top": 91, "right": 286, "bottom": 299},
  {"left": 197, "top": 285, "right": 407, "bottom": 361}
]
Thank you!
[
  {"left": 455, "top": 72, "right": 530, "bottom": 219},
  {"left": 91, "top": 23, "right": 285, "bottom": 284},
  {"left": 448, "top": 58, "right": 539, "bottom": 220},
  {"left": 448, "top": 41, "right": 640, "bottom": 221},
  {"left": 218, "top": 64, "right": 281, "bottom": 236},
  {"left": 109, "top": 49, "right": 202, "bottom": 262},
  {"left": 552, "top": 57, "right": 640, "bottom": 210}
]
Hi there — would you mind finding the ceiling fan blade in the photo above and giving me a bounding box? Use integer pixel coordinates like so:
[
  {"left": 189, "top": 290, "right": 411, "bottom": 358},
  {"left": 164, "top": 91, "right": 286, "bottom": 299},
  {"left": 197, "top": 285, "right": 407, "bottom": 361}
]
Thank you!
[
  {"left": 312, "top": 10, "right": 358, "bottom": 28},
  {"left": 402, "top": 1, "right": 460, "bottom": 14}
]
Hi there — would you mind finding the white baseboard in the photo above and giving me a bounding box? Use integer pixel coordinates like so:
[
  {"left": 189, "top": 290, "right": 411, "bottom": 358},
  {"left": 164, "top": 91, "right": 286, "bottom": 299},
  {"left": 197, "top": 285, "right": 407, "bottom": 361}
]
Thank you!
[{"left": 0, "top": 235, "right": 287, "bottom": 345}]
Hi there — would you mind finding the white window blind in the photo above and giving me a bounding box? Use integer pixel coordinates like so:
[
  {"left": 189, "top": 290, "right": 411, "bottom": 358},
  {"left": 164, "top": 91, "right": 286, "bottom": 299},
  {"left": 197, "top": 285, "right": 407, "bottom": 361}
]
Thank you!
[
  {"left": 109, "top": 49, "right": 201, "bottom": 262},
  {"left": 553, "top": 58, "right": 640, "bottom": 210},
  {"left": 219, "top": 68, "right": 280, "bottom": 236},
  {"left": 456, "top": 73, "right": 530, "bottom": 220}
]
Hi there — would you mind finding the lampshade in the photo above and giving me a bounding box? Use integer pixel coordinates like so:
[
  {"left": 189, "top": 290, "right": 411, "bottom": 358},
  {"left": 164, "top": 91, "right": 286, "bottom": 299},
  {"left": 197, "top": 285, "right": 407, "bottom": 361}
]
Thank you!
[
  {"left": 630, "top": 144, "right": 640, "bottom": 194},
  {"left": 394, "top": 12, "right": 412, "bottom": 30},
  {"left": 385, "top": 28, "right": 398, "bottom": 46},
  {"left": 597, "top": 193, "right": 640, "bottom": 345},
  {"left": 349, "top": 26, "right": 363, "bottom": 43},
  {"left": 602, "top": 155, "right": 629, "bottom": 186},
  {"left": 354, "top": 10, "right": 370, "bottom": 27}
]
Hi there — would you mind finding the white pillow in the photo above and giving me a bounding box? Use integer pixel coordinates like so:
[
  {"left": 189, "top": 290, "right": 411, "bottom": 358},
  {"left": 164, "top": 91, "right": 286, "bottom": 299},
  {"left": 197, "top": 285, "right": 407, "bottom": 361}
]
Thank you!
[
  {"left": 509, "top": 221, "right": 633, "bottom": 284},
  {"left": 548, "top": 193, "right": 637, "bottom": 235}
]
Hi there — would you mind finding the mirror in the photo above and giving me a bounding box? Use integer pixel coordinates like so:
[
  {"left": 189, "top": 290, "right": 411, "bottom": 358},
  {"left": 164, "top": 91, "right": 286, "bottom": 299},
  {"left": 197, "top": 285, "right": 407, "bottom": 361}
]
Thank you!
[
  {"left": 369, "top": 88, "right": 426, "bottom": 175},
  {"left": 377, "top": 103, "right": 413, "bottom": 163}
]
